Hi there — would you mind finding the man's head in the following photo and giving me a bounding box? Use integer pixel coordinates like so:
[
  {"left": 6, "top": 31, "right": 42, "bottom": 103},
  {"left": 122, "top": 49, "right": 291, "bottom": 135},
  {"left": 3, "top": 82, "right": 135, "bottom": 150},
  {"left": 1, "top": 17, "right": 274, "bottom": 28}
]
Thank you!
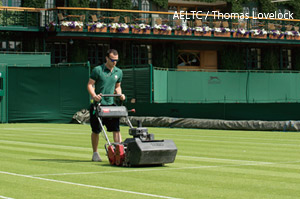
[{"left": 105, "top": 49, "right": 119, "bottom": 69}]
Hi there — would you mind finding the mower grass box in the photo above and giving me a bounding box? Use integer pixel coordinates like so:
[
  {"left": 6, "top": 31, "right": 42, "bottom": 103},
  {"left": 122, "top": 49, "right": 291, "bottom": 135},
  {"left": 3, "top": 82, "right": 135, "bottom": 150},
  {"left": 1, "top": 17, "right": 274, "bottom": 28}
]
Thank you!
[
  {"left": 96, "top": 94, "right": 177, "bottom": 167},
  {"left": 124, "top": 138, "right": 177, "bottom": 166}
]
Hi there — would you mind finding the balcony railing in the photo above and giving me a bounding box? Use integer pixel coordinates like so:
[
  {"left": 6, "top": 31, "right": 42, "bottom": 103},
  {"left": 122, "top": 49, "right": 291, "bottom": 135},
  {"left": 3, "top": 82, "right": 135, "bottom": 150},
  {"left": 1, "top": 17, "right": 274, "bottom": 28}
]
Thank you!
[
  {"left": 0, "top": 6, "right": 40, "bottom": 29},
  {"left": 43, "top": 7, "right": 300, "bottom": 41},
  {"left": 2, "top": 6, "right": 300, "bottom": 42}
]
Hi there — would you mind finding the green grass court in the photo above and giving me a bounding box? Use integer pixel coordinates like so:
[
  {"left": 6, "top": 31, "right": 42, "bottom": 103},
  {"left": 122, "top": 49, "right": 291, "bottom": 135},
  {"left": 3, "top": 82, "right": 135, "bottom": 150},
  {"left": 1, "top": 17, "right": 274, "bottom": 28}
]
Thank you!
[{"left": 0, "top": 123, "right": 300, "bottom": 199}]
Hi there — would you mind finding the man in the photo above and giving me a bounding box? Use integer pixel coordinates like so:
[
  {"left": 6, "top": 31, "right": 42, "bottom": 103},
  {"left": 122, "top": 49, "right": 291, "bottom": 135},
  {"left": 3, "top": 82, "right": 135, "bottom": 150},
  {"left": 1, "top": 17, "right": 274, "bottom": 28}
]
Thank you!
[{"left": 87, "top": 49, "right": 125, "bottom": 162}]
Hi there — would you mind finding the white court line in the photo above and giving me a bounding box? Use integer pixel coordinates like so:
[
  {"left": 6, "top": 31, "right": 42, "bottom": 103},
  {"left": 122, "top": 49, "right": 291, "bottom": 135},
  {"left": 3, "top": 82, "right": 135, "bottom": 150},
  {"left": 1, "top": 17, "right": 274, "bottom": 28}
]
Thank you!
[
  {"left": 0, "top": 196, "right": 14, "bottom": 199},
  {"left": 31, "top": 160, "right": 300, "bottom": 177},
  {"left": 0, "top": 139, "right": 296, "bottom": 163},
  {"left": 0, "top": 139, "right": 278, "bottom": 164},
  {"left": 0, "top": 171, "right": 181, "bottom": 199}
]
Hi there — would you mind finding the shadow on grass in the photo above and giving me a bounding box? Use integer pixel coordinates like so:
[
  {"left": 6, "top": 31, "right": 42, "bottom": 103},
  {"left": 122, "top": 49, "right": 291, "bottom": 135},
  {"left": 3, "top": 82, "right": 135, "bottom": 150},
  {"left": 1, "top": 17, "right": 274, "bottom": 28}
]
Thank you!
[
  {"left": 101, "top": 164, "right": 167, "bottom": 168},
  {"left": 30, "top": 159, "right": 91, "bottom": 163}
]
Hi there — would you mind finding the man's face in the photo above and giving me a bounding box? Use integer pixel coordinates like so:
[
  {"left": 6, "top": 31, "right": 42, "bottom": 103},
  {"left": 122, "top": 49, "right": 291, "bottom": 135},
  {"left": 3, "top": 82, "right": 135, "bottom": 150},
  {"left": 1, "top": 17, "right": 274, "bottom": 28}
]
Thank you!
[{"left": 106, "top": 53, "right": 119, "bottom": 68}]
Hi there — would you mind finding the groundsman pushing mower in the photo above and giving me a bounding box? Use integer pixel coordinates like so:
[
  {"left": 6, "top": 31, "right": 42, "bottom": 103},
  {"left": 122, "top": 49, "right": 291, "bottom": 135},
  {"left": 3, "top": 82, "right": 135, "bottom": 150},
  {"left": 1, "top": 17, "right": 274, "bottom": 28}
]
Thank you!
[{"left": 95, "top": 94, "right": 177, "bottom": 167}]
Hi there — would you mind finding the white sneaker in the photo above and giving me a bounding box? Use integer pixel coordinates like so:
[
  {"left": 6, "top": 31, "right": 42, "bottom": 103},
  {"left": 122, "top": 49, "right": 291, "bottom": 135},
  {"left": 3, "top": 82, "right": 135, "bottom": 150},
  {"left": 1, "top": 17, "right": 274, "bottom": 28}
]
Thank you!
[{"left": 92, "top": 152, "right": 102, "bottom": 162}]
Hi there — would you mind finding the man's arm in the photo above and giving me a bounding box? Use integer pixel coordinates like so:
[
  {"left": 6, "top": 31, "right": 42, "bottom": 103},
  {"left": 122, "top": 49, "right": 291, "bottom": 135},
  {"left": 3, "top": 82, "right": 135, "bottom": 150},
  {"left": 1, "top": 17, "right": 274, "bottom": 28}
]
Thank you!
[
  {"left": 115, "top": 82, "right": 125, "bottom": 101},
  {"left": 87, "top": 78, "right": 101, "bottom": 102}
]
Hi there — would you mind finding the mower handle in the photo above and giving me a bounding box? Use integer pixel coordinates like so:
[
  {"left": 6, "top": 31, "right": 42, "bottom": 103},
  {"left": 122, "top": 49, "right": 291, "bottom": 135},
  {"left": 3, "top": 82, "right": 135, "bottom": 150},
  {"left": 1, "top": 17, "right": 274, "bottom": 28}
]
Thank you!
[{"left": 100, "top": 94, "right": 122, "bottom": 97}]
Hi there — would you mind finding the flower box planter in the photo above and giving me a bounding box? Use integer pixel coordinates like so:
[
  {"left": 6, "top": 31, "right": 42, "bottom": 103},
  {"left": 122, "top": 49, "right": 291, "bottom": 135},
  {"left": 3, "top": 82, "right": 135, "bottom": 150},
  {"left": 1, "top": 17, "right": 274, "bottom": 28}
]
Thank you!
[
  {"left": 88, "top": 26, "right": 107, "bottom": 33},
  {"left": 110, "top": 28, "right": 129, "bottom": 33},
  {"left": 214, "top": 32, "right": 231, "bottom": 37},
  {"left": 269, "top": 34, "right": 285, "bottom": 40},
  {"left": 174, "top": 30, "right": 192, "bottom": 36},
  {"left": 132, "top": 29, "right": 150, "bottom": 34},
  {"left": 286, "top": 35, "right": 295, "bottom": 40},
  {"left": 153, "top": 29, "right": 171, "bottom": 35},
  {"left": 194, "top": 32, "right": 212, "bottom": 37},
  {"left": 233, "top": 33, "right": 249, "bottom": 38},
  {"left": 46, "top": 25, "right": 56, "bottom": 32},
  {"left": 61, "top": 26, "right": 83, "bottom": 32},
  {"left": 251, "top": 34, "right": 267, "bottom": 39},
  {"left": 291, "top": 36, "right": 300, "bottom": 40}
]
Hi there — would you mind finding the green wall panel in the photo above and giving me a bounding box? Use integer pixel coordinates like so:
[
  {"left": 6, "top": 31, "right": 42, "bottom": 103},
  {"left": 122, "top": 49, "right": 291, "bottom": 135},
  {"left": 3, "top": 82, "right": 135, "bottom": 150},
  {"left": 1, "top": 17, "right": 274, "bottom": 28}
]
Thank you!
[
  {"left": 0, "top": 53, "right": 51, "bottom": 67},
  {"left": 153, "top": 70, "right": 168, "bottom": 103},
  {"left": 154, "top": 70, "right": 300, "bottom": 103},
  {"left": 0, "top": 64, "right": 8, "bottom": 123},
  {"left": 8, "top": 66, "right": 90, "bottom": 123}
]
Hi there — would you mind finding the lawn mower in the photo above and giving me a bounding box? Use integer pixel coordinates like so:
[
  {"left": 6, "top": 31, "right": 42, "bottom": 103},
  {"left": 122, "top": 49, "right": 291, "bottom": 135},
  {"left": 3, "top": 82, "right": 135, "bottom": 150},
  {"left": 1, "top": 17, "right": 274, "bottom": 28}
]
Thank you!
[{"left": 96, "top": 94, "right": 177, "bottom": 167}]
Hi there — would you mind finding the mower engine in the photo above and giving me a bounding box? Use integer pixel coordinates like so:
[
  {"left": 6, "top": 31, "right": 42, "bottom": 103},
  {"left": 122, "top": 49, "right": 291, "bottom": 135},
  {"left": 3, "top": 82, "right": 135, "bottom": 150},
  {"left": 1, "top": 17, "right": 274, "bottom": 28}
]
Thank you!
[{"left": 96, "top": 95, "right": 177, "bottom": 167}]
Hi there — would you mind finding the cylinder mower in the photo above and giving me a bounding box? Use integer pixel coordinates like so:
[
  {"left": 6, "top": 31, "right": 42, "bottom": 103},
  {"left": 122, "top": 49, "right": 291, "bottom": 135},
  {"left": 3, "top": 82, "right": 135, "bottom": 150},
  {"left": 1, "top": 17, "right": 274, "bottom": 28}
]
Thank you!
[{"left": 96, "top": 94, "right": 177, "bottom": 167}]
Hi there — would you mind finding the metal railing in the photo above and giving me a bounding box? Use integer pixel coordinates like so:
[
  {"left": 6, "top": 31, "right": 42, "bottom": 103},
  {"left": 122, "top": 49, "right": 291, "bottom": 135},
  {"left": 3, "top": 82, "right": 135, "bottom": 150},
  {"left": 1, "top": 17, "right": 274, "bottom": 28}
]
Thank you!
[
  {"left": 0, "top": 6, "right": 40, "bottom": 27},
  {"left": 1, "top": 6, "right": 300, "bottom": 40},
  {"left": 44, "top": 7, "right": 300, "bottom": 35}
]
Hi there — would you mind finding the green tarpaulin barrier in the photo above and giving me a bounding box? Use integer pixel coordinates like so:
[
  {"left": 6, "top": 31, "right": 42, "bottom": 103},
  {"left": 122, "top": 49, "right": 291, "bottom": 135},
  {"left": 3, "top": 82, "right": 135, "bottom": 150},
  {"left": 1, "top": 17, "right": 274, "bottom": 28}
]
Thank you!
[
  {"left": 8, "top": 66, "right": 90, "bottom": 123},
  {"left": 154, "top": 70, "right": 300, "bottom": 103},
  {"left": 0, "top": 64, "right": 8, "bottom": 123},
  {"left": 0, "top": 52, "right": 51, "bottom": 67},
  {"left": 122, "top": 65, "right": 152, "bottom": 103}
]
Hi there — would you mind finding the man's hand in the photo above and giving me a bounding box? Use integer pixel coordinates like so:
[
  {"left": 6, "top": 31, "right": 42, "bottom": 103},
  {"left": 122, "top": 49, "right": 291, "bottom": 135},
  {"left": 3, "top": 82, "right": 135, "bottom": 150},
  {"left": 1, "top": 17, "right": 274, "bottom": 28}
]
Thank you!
[
  {"left": 92, "top": 94, "right": 102, "bottom": 102},
  {"left": 119, "top": 94, "right": 126, "bottom": 101}
]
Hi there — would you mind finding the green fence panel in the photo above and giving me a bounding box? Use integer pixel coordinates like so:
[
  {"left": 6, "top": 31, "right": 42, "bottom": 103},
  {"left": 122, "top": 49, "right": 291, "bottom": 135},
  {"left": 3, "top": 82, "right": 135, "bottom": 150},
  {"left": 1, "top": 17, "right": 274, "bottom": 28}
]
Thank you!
[
  {"left": 8, "top": 66, "right": 90, "bottom": 123},
  {"left": 154, "top": 69, "right": 300, "bottom": 103},
  {"left": 122, "top": 66, "right": 151, "bottom": 103},
  {"left": 0, "top": 52, "right": 51, "bottom": 67},
  {"left": 153, "top": 69, "right": 168, "bottom": 103},
  {"left": 0, "top": 64, "right": 8, "bottom": 123},
  {"left": 248, "top": 73, "right": 300, "bottom": 103},
  {"left": 166, "top": 71, "right": 248, "bottom": 103}
]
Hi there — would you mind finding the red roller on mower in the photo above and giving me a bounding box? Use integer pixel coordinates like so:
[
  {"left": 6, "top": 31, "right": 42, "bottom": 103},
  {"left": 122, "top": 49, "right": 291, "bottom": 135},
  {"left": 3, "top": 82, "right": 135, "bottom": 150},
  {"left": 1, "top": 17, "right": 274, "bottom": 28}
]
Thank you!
[{"left": 96, "top": 94, "right": 177, "bottom": 167}]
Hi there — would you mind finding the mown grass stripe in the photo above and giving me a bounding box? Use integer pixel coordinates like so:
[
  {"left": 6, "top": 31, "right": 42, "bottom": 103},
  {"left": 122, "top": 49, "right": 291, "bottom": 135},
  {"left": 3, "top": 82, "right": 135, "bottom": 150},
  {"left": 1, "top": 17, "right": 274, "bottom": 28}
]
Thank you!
[
  {"left": 0, "top": 171, "right": 181, "bottom": 199},
  {"left": 1, "top": 123, "right": 300, "bottom": 199}
]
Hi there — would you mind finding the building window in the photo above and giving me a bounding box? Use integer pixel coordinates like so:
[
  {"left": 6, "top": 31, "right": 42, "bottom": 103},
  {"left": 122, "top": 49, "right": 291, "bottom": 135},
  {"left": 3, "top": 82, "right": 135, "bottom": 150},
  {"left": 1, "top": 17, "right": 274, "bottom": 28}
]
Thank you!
[
  {"left": 141, "top": 0, "right": 150, "bottom": 18},
  {"left": 12, "top": 0, "right": 21, "bottom": 7},
  {"left": 132, "top": 0, "right": 138, "bottom": 9},
  {"left": 46, "top": 42, "right": 67, "bottom": 64},
  {"left": 177, "top": 51, "right": 200, "bottom": 67},
  {"left": 89, "top": 0, "right": 98, "bottom": 8},
  {"left": 248, "top": 48, "right": 261, "bottom": 69},
  {"left": 100, "top": 0, "right": 109, "bottom": 8},
  {"left": 242, "top": 3, "right": 258, "bottom": 27},
  {"left": 282, "top": 49, "right": 292, "bottom": 70},
  {"left": 45, "top": 0, "right": 55, "bottom": 8},
  {"left": 54, "top": 42, "right": 67, "bottom": 64},
  {"left": 88, "top": 43, "right": 109, "bottom": 66},
  {"left": 2, "top": 0, "right": 8, "bottom": 6},
  {"left": 43, "top": 0, "right": 55, "bottom": 26},
  {"left": 0, "top": 41, "right": 22, "bottom": 51},
  {"left": 132, "top": 44, "right": 152, "bottom": 65},
  {"left": 2, "top": 0, "right": 21, "bottom": 7},
  {"left": 141, "top": 0, "right": 149, "bottom": 11}
]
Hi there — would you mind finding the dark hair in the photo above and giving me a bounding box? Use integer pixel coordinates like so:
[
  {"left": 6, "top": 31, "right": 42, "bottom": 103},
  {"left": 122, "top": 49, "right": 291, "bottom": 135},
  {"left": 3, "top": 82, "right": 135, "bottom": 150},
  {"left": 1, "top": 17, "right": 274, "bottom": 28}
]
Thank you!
[{"left": 106, "top": 49, "right": 118, "bottom": 57}]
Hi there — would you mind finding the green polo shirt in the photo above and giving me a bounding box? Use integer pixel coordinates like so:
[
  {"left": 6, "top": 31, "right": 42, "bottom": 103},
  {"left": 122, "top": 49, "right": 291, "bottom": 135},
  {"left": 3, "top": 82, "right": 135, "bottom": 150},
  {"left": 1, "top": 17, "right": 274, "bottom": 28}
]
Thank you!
[{"left": 90, "top": 64, "right": 123, "bottom": 105}]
